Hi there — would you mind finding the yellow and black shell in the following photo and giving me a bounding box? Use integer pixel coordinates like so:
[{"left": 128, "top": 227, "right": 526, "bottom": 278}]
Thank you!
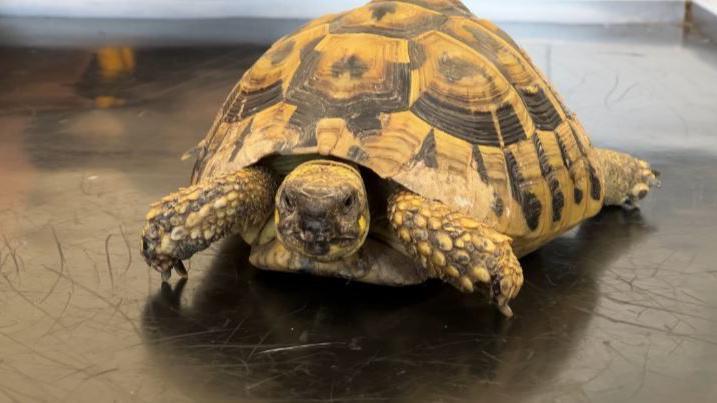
[{"left": 191, "top": 0, "right": 605, "bottom": 254}]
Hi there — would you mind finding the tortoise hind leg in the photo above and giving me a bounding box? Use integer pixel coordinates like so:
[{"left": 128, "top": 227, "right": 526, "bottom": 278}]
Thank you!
[
  {"left": 594, "top": 148, "right": 661, "bottom": 209},
  {"left": 388, "top": 190, "right": 524, "bottom": 317},
  {"left": 141, "top": 167, "right": 276, "bottom": 280}
]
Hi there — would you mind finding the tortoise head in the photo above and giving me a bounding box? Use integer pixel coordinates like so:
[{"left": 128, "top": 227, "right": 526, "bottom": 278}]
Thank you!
[{"left": 275, "top": 160, "right": 370, "bottom": 261}]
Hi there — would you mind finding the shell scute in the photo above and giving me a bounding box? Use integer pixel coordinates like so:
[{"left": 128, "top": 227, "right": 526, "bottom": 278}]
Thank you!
[
  {"left": 371, "top": 0, "right": 472, "bottom": 16},
  {"left": 332, "top": 1, "right": 448, "bottom": 38}
]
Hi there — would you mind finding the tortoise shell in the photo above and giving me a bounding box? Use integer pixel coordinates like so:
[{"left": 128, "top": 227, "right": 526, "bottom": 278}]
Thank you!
[{"left": 191, "top": 0, "right": 605, "bottom": 254}]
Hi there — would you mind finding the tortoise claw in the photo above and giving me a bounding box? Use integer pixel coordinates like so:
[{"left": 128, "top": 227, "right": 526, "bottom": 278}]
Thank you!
[
  {"left": 497, "top": 302, "right": 514, "bottom": 319},
  {"left": 158, "top": 260, "right": 187, "bottom": 283},
  {"left": 174, "top": 260, "right": 189, "bottom": 278}
]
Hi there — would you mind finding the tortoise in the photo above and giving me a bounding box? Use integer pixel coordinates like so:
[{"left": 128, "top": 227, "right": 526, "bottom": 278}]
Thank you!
[{"left": 141, "top": 0, "right": 660, "bottom": 317}]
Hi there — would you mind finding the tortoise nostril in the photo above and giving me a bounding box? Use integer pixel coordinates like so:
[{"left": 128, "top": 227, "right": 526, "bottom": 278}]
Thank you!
[
  {"left": 301, "top": 219, "right": 330, "bottom": 241},
  {"left": 303, "top": 219, "right": 320, "bottom": 231}
]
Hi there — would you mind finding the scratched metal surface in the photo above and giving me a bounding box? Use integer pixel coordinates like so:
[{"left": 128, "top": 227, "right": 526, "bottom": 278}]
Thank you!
[{"left": 1, "top": 21, "right": 717, "bottom": 402}]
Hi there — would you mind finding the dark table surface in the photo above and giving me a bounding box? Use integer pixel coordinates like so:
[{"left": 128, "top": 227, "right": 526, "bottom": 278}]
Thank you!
[{"left": 1, "top": 19, "right": 716, "bottom": 403}]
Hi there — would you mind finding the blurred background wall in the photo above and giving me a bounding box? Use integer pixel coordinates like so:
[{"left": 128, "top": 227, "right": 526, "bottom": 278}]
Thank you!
[{"left": 0, "top": 0, "right": 688, "bottom": 24}]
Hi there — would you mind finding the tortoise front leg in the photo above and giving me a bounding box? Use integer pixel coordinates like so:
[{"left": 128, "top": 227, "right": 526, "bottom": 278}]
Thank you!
[
  {"left": 388, "top": 190, "right": 524, "bottom": 317},
  {"left": 141, "top": 167, "right": 276, "bottom": 280}
]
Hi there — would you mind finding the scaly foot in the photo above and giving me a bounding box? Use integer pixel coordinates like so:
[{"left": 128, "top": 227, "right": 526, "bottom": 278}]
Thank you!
[
  {"left": 141, "top": 167, "right": 276, "bottom": 280},
  {"left": 595, "top": 148, "right": 660, "bottom": 209},
  {"left": 388, "top": 190, "right": 524, "bottom": 317}
]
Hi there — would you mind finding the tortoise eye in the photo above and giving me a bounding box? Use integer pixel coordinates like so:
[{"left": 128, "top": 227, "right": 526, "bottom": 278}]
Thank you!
[
  {"left": 282, "top": 192, "right": 295, "bottom": 211},
  {"left": 343, "top": 194, "right": 355, "bottom": 210}
]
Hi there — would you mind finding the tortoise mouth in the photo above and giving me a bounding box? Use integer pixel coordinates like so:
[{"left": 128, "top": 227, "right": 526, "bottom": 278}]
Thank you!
[
  {"left": 305, "top": 241, "right": 329, "bottom": 256},
  {"left": 281, "top": 230, "right": 362, "bottom": 261}
]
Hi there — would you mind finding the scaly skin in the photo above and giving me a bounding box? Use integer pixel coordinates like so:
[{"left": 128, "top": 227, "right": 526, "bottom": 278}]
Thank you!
[
  {"left": 141, "top": 167, "right": 276, "bottom": 280},
  {"left": 388, "top": 190, "right": 524, "bottom": 317},
  {"left": 594, "top": 148, "right": 661, "bottom": 208}
]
